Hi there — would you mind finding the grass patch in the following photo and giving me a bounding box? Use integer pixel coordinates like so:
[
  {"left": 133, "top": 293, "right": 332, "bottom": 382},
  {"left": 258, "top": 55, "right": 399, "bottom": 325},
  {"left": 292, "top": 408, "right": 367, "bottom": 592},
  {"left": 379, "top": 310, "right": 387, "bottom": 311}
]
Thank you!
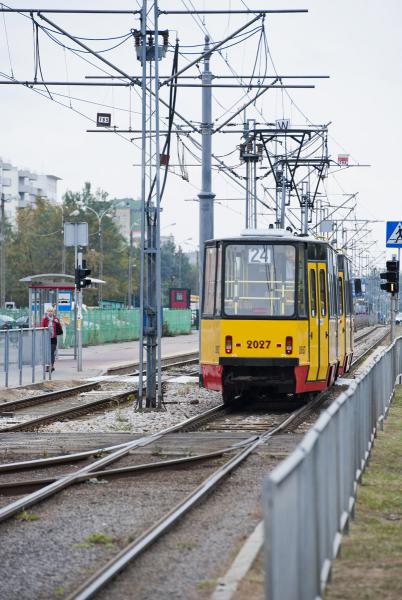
[
  {"left": 74, "top": 531, "right": 114, "bottom": 549},
  {"left": 176, "top": 540, "right": 197, "bottom": 551},
  {"left": 16, "top": 510, "right": 39, "bottom": 522},
  {"left": 53, "top": 585, "right": 65, "bottom": 598},
  {"left": 326, "top": 387, "right": 402, "bottom": 599},
  {"left": 196, "top": 578, "right": 218, "bottom": 591}
]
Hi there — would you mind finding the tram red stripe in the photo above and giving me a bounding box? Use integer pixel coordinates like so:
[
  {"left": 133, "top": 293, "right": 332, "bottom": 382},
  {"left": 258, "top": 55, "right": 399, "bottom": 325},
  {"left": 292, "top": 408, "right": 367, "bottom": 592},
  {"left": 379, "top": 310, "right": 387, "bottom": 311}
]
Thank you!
[{"left": 201, "top": 364, "right": 223, "bottom": 391}]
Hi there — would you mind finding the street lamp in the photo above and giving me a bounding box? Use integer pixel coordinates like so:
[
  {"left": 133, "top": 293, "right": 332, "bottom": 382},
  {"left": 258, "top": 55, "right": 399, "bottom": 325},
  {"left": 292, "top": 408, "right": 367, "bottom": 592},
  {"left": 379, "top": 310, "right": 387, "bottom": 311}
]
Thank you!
[{"left": 80, "top": 205, "right": 116, "bottom": 305}]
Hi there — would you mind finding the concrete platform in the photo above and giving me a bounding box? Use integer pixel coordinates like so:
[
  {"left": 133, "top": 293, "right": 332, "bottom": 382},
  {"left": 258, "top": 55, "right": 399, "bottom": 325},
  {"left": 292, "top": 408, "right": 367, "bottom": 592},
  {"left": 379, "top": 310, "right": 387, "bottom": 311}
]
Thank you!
[{"left": 0, "top": 332, "right": 198, "bottom": 390}]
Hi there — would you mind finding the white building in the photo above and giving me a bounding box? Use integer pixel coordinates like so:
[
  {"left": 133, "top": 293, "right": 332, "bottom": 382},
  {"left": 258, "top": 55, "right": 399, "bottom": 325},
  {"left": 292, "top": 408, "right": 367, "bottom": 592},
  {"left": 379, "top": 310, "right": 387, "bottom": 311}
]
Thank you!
[{"left": 0, "top": 157, "right": 61, "bottom": 221}]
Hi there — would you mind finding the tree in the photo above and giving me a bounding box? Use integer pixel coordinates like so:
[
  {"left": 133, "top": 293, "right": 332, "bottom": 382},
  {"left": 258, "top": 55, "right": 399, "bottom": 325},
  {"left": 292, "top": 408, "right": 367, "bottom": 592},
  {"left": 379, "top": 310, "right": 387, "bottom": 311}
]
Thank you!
[
  {"left": 161, "top": 239, "right": 197, "bottom": 304},
  {"left": 4, "top": 183, "right": 196, "bottom": 308}
]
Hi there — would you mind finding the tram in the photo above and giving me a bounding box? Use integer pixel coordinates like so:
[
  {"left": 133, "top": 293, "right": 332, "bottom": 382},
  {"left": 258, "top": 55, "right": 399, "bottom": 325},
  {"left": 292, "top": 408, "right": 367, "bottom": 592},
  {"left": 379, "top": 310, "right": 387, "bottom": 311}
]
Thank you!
[{"left": 200, "top": 229, "right": 354, "bottom": 403}]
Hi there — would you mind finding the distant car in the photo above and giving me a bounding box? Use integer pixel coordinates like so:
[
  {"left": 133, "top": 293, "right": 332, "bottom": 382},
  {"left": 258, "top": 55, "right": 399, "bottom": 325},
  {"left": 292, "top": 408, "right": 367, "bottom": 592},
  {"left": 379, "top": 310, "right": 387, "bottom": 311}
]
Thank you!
[
  {"left": 15, "top": 316, "right": 30, "bottom": 329},
  {"left": 396, "top": 312, "right": 402, "bottom": 325},
  {"left": 0, "top": 315, "right": 16, "bottom": 330}
]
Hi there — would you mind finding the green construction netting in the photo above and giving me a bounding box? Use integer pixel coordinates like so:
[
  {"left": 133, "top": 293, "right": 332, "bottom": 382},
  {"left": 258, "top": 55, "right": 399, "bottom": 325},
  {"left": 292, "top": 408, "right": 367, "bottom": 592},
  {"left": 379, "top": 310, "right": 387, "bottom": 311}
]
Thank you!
[{"left": 0, "top": 308, "right": 192, "bottom": 347}]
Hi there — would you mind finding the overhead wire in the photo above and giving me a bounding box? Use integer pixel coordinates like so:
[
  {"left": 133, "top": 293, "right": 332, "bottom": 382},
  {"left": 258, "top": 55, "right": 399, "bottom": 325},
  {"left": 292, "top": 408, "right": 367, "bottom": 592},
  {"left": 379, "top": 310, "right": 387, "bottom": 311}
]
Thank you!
[{"left": 1, "top": 3, "right": 14, "bottom": 77}]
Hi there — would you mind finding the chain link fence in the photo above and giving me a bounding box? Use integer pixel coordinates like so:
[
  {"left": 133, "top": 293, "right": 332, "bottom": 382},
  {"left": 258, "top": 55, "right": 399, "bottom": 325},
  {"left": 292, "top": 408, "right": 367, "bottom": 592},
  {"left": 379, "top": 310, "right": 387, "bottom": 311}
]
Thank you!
[{"left": 263, "top": 336, "right": 402, "bottom": 600}]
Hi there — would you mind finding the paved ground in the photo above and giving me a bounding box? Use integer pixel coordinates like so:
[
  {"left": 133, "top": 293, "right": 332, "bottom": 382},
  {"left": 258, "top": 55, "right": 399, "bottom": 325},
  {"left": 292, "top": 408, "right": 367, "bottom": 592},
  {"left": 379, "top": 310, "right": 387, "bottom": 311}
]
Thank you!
[{"left": 0, "top": 332, "right": 198, "bottom": 390}]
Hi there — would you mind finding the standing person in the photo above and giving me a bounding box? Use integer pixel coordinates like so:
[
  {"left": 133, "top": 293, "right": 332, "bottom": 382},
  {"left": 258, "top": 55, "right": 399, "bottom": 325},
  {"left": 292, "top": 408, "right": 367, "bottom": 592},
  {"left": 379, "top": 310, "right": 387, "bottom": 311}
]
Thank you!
[{"left": 41, "top": 307, "right": 63, "bottom": 372}]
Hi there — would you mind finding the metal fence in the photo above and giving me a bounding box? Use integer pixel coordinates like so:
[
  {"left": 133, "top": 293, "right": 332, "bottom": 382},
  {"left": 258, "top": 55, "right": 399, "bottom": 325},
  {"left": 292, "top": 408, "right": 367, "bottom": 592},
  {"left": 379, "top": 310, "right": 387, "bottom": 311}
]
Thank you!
[
  {"left": 263, "top": 336, "right": 402, "bottom": 600},
  {"left": 0, "top": 327, "right": 51, "bottom": 387}
]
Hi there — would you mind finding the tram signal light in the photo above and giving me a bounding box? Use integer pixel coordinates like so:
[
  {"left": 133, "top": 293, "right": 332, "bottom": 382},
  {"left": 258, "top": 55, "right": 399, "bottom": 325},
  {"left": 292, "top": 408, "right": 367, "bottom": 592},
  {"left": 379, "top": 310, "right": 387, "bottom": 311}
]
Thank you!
[
  {"left": 380, "top": 260, "right": 399, "bottom": 294},
  {"left": 75, "top": 260, "right": 92, "bottom": 290}
]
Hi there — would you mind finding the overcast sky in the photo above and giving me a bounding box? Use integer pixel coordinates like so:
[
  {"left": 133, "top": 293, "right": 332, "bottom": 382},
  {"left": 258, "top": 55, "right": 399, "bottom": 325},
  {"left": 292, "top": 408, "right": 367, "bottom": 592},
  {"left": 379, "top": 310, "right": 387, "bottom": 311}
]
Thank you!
[{"left": 1, "top": 0, "right": 401, "bottom": 265}]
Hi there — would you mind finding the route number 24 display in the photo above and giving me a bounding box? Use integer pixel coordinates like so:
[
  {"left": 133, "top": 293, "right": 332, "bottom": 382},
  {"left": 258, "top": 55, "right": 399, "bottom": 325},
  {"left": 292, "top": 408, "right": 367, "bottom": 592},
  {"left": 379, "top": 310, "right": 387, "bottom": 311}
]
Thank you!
[{"left": 248, "top": 247, "right": 271, "bottom": 263}]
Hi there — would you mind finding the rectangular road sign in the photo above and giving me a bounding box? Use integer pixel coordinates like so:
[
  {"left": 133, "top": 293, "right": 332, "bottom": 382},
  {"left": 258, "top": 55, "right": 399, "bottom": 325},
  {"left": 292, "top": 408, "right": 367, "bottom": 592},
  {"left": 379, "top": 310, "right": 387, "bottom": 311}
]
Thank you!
[
  {"left": 386, "top": 221, "right": 402, "bottom": 247},
  {"left": 64, "top": 222, "right": 88, "bottom": 247}
]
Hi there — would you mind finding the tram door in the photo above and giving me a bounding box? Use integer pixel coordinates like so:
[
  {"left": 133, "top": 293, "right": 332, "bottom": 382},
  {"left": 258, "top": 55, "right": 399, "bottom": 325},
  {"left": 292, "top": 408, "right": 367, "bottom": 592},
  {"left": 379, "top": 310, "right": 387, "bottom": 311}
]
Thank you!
[
  {"left": 338, "top": 274, "right": 346, "bottom": 366},
  {"left": 308, "top": 262, "right": 329, "bottom": 381},
  {"left": 317, "top": 263, "right": 329, "bottom": 380},
  {"left": 308, "top": 264, "right": 319, "bottom": 380}
]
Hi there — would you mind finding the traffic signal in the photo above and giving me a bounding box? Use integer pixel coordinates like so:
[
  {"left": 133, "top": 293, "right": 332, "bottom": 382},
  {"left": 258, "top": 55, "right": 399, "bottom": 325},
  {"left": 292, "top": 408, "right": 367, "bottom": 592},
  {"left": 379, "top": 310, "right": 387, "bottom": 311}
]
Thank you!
[
  {"left": 75, "top": 260, "right": 91, "bottom": 290},
  {"left": 380, "top": 260, "right": 399, "bottom": 294}
]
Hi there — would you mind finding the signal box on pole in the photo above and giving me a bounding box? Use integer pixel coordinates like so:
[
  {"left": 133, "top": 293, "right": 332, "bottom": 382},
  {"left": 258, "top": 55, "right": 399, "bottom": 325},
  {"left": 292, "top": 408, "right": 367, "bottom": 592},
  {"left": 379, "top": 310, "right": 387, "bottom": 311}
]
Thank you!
[{"left": 380, "top": 260, "right": 399, "bottom": 294}]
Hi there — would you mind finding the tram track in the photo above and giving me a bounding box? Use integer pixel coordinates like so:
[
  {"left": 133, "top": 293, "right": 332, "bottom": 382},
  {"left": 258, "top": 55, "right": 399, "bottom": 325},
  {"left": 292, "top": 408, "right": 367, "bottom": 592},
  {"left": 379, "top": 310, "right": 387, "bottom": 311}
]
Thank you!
[
  {"left": 0, "top": 327, "right": 385, "bottom": 434},
  {"left": 0, "top": 328, "right": 391, "bottom": 599},
  {"left": 0, "top": 352, "right": 198, "bottom": 433},
  {"left": 0, "top": 394, "right": 320, "bottom": 600}
]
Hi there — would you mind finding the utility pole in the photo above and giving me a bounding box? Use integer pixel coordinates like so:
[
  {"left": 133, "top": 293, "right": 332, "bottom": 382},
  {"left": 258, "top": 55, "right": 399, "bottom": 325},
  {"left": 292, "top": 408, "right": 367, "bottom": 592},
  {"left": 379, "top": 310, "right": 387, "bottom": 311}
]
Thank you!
[
  {"left": 137, "top": 0, "right": 163, "bottom": 409},
  {"left": 99, "top": 222, "right": 103, "bottom": 304},
  {"left": 76, "top": 250, "right": 83, "bottom": 371},
  {"left": 198, "top": 35, "right": 215, "bottom": 301},
  {"left": 128, "top": 228, "right": 133, "bottom": 307},
  {"left": 0, "top": 193, "right": 5, "bottom": 307}
]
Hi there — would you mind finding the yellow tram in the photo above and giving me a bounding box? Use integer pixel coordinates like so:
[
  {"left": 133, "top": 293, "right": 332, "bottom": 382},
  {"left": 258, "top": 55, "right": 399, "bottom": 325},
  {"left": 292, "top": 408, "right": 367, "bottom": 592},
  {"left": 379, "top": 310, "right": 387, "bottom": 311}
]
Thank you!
[{"left": 200, "top": 230, "right": 354, "bottom": 403}]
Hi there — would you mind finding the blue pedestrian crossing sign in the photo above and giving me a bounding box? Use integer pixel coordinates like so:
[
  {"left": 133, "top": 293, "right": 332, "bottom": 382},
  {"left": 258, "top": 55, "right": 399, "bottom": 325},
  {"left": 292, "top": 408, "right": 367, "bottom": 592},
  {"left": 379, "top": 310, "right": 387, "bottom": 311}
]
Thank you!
[{"left": 386, "top": 221, "right": 402, "bottom": 247}]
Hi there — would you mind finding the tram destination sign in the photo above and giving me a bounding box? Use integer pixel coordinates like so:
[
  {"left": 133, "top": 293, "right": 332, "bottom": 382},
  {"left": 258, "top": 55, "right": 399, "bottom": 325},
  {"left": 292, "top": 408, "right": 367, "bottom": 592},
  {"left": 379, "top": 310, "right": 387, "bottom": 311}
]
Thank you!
[{"left": 386, "top": 221, "right": 402, "bottom": 247}]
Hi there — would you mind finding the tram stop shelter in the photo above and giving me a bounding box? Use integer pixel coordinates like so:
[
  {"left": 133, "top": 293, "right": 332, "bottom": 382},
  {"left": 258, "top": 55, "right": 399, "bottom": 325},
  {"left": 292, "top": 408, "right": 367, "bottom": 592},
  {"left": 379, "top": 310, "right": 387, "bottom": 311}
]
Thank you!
[{"left": 20, "top": 273, "right": 75, "bottom": 328}]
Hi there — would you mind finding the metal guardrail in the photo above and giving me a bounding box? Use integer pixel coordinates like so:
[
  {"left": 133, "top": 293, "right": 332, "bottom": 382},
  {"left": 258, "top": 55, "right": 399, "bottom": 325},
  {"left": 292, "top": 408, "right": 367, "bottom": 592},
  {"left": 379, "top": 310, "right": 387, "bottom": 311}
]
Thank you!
[
  {"left": 263, "top": 336, "right": 402, "bottom": 600},
  {"left": 0, "top": 327, "right": 51, "bottom": 387}
]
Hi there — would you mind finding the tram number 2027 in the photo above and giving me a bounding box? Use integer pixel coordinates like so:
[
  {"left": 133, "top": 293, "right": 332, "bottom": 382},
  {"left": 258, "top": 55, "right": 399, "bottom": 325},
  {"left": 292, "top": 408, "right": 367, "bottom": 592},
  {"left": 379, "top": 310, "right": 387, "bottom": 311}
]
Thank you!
[{"left": 247, "top": 340, "right": 271, "bottom": 349}]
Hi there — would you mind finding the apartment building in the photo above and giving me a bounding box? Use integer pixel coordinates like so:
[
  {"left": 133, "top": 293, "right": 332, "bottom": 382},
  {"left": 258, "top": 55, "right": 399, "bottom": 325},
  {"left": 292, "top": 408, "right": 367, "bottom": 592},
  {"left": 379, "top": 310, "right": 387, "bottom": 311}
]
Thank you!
[{"left": 0, "top": 157, "right": 60, "bottom": 220}]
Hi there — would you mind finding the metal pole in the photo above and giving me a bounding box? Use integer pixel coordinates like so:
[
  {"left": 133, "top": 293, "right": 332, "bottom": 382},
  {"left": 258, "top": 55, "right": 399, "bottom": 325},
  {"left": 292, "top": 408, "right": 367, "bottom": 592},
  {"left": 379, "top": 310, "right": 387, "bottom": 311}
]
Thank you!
[
  {"left": 154, "top": 0, "right": 163, "bottom": 408},
  {"left": 253, "top": 160, "right": 257, "bottom": 228},
  {"left": 280, "top": 166, "right": 286, "bottom": 229},
  {"left": 398, "top": 247, "right": 401, "bottom": 315},
  {"left": 61, "top": 209, "right": 66, "bottom": 274},
  {"left": 128, "top": 229, "right": 133, "bottom": 307},
  {"left": 137, "top": 0, "right": 147, "bottom": 409},
  {"left": 99, "top": 218, "right": 103, "bottom": 305},
  {"left": 198, "top": 35, "right": 215, "bottom": 303},
  {"left": 77, "top": 250, "right": 83, "bottom": 371},
  {"left": 73, "top": 230, "right": 78, "bottom": 360},
  {"left": 0, "top": 193, "right": 5, "bottom": 307},
  {"left": 245, "top": 159, "right": 250, "bottom": 228}
]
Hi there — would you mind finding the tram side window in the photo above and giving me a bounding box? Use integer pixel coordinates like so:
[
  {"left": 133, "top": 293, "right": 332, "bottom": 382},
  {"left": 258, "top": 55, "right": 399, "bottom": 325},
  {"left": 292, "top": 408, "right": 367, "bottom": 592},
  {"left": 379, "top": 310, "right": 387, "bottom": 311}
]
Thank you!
[
  {"left": 327, "top": 249, "right": 338, "bottom": 317},
  {"left": 319, "top": 269, "right": 327, "bottom": 317},
  {"left": 203, "top": 246, "right": 216, "bottom": 316},
  {"left": 215, "top": 245, "right": 222, "bottom": 316},
  {"left": 344, "top": 262, "right": 351, "bottom": 316},
  {"left": 297, "top": 246, "right": 307, "bottom": 317},
  {"left": 338, "top": 277, "right": 344, "bottom": 315},
  {"left": 310, "top": 270, "right": 317, "bottom": 317}
]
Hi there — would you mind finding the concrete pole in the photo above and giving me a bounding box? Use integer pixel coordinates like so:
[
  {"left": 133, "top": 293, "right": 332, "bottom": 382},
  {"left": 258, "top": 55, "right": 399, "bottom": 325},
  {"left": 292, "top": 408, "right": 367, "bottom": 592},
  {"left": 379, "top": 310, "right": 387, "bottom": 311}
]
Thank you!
[{"left": 198, "top": 35, "right": 215, "bottom": 302}]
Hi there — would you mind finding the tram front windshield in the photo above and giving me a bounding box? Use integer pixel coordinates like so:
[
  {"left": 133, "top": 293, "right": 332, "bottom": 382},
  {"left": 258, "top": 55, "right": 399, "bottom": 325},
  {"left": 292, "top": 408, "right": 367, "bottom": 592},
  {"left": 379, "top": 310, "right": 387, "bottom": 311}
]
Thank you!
[{"left": 224, "top": 244, "right": 296, "bottom": 317}]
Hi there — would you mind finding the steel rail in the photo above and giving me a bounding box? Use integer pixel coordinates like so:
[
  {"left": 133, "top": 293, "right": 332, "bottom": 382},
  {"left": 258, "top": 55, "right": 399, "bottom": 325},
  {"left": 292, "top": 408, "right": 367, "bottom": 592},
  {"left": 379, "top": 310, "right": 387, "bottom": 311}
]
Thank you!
[
  {"left": 0, "top": 441, "right": 258, "bottom": 496},
  {"left": 350, "top": 329, "right": 390, "bottom": 369},
  {"left": 0, "top": 388, "right": 136, "bottom": 432},
  {"left": 0, "top": 381, "right": 101, "bottom": 412},
  {"left": 0, "top": 352, "right": 199, "bottom": 432},
  {"left": 66, "top": 404, "right": 312, "bottom": 600},
  {"left": 0, "top": 403, "right": 226, "bottom": 522}
]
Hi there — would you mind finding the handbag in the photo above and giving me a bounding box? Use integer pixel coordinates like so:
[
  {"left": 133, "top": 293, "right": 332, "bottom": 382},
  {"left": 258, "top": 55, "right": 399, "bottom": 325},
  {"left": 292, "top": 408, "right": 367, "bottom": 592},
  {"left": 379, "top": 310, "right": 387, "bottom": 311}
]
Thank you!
[{"left": 55, "top": 320, "right": 63, "bottom": 336}]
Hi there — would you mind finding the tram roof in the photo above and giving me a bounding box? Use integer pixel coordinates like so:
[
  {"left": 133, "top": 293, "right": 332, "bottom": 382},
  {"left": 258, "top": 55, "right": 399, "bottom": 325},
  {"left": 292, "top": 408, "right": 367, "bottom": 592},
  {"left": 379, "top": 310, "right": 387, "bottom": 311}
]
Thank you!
[{"left": 205, "top": 229, "right": 329, "bottom": 244}]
